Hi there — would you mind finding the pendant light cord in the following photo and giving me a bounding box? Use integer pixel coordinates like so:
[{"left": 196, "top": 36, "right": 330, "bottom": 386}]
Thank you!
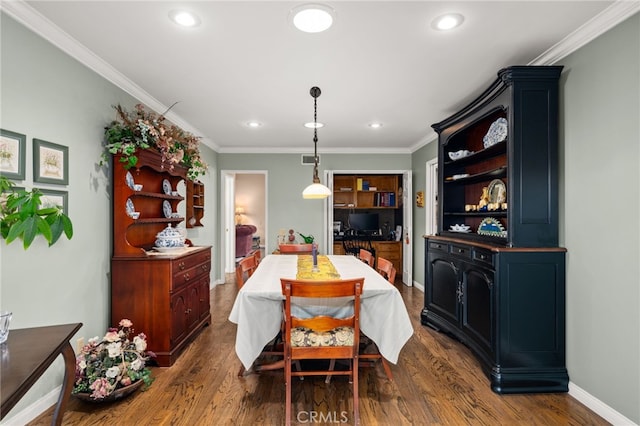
[{"left": 311, "top": 87, "right": 321, "bottom": 183}]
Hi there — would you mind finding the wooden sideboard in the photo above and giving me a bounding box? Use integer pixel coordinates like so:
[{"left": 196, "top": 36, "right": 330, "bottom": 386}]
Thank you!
[{"left": 111, "top": 247, "right": 211, "bottom": 367}]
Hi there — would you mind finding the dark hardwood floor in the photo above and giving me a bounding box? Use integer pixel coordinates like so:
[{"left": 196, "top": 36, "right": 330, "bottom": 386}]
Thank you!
[{"left": 29, "top": 275, "right": 609, "bottom": 425}]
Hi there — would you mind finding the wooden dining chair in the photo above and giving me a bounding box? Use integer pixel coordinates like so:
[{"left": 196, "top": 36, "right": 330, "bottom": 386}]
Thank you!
[
  {"left": 280, "top": 277, "right": 364, "bottom": 426},
  {"left": 376, "top": 256, "right": 396, "bottom": 284},
  {"left": 253, "top": 249, "right": 262, "bottom": 264},
  {"left": 235, "top": 255, "right": 257, "bottom": 290},
  {"left": 358, "top": 249, "right": 374, "bottom": 268},
  {"left": 235, "top": 255, "right": 262, "bottom": 376},
  {"left": 278, "top": 244, "right": 313, "bottom": 254},
  {"left": 358, "top": 256, "right": 396, "bottom": 381}
]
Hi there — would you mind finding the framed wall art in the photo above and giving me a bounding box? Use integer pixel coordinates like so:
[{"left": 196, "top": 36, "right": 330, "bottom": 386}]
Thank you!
[
  {"left": 0, "top": 128, "right": 26, "bottom": 180},
  {"left": 39, "top": 188, "right": 68, "bottom": 215},
  {"left": 33, "top": 138, "right": 68, "bottom": 185}
]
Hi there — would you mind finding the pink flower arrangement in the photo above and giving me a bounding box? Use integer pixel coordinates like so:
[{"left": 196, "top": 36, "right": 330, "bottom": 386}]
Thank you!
[{"left": 73, "top": 319, "right": 155, "bottom": 400}]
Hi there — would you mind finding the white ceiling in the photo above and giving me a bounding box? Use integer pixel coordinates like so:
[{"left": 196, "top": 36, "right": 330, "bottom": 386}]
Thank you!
[{"left": 8, "top": 1, "right": 635, "bottom": 153}]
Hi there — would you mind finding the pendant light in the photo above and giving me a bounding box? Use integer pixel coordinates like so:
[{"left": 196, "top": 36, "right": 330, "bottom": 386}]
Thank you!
[{"left": 302, "top": 86, "right": 331, "bottom": 199}]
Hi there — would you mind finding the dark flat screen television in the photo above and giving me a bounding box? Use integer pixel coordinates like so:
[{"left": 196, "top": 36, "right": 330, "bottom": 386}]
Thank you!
[{"left": 348, "top": 213, "right": 379, "bottom": 234}]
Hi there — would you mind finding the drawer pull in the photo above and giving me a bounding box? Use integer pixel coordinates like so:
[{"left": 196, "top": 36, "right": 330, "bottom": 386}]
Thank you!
[
  {"left": 179, "top": 262, "right": 186, "bottom": 271},
  {"left": 183, "top": 273, "right": 190, "bottom": 281}
]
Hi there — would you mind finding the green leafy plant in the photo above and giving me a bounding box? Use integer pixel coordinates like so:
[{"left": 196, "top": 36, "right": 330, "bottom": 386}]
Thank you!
[
  {"left": 0, "top": 176, "right": 73, "bottom": 249},
  {"left": 101, "top": 103, "right": 208, "bottom": 180}
]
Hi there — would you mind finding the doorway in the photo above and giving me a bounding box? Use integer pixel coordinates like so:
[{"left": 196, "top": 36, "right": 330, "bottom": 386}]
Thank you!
[
  {"left": 325, "top": 169, "right": 413, "bottom": 286},
  {"left": 221, "top": 170, "right": 268, "bottom": 274}
]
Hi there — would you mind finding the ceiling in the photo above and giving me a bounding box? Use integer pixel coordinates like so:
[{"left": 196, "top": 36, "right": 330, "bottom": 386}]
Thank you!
[{"left": 8, "top": 1, "right": 630, "bottom": 153}]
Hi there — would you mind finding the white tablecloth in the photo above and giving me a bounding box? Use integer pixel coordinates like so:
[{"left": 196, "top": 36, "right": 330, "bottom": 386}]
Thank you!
[{"left": 228, "top": 255, "right": 414, "bottom": 370}]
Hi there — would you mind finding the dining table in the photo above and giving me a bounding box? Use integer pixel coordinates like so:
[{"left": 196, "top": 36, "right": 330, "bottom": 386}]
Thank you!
[{"left": 229, "top": 254, "right": 414, "bottom": 371}]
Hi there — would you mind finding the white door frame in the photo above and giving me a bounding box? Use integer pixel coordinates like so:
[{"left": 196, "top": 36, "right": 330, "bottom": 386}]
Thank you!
[
  {"left": 221, "top": 170, "right": 268, "bottom": 274},
  {"left": 426, "top": 158, "right": 438, "bottom": 236}
]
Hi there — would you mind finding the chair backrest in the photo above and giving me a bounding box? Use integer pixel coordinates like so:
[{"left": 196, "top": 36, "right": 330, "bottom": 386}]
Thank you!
[
  {"left": 280, "top": 278, "right": 363, "bottom": 349},
  {"left": 376, "top": 257, "right": 396, "bottom": 284},
  {"left": 279, "top": 244, "right": 313, "bottom": 254},
  {"left": 253, "top": 249, "right": 262, "bottom": 264},
  {"left": 235, "top": 255, "right": 257, "bottom": 289},
  {"left": 358, "top": 249, "right": 374, "bottom": 268},
  {"left": 342, "top": 237, "right": 375, "bottom": 259}
]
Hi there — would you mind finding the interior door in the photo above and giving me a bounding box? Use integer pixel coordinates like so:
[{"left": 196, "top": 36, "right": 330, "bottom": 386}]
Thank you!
[
  {"left": 402, "top": 171, "right": 413, "bottom": 286},
  {"left": 325, "top": 170, "right": 334, "bottom": 254}
]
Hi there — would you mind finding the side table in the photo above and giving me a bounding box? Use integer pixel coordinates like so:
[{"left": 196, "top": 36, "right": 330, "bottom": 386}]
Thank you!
[{"left": 1, "top": 323, "right": 82, "bottom": 425}]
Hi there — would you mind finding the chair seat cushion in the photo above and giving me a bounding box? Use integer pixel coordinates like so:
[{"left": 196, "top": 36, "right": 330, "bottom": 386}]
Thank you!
[{"left": 290, "top": 326, "right": 354, "bottom": 347}]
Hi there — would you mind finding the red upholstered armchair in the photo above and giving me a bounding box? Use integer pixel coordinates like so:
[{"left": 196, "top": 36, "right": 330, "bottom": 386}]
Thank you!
[{"left": 236, "top": 225, "right": 257, "bottom": 257}]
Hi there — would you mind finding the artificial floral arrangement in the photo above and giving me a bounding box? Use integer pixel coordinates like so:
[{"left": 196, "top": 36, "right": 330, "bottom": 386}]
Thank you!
[
  {"left": 73, "top": 319, "right": 155, "bottom": 400},
  {"left": 102, "top": 103, "right": 208, "bottom": 180}
]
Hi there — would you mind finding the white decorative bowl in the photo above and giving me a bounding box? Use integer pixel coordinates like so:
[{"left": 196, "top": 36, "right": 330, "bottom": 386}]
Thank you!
[
  {"left": 448, "top": 150, "right": 471, "bottom": 161},
  {"left": 155, "top": 224, "right": 185, "bottom": 248}
]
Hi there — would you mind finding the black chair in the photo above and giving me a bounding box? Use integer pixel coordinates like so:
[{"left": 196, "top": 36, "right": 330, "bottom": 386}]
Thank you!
[{"left": 342, "top": 236, "right": 375, "bottom": 260}]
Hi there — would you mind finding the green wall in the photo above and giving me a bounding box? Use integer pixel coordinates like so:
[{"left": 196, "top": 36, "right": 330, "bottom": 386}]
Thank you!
[
  {"left": 559, "top": 13, "right": 639, "bottom": 422},
  {"left": 218, "top": 152, "right": 410, "bottom": 258}
]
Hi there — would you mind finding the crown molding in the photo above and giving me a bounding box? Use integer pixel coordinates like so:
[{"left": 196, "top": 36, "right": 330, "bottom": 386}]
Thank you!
[
  {"left": 530, "top": 0, "right": 640, "bottom": 65},
  {"left": 217, "top": 146, "right": 412, "bottom": 155},
  {"left": 1, "top": 0, "right": 220, "bottom": 152},
  {"left": 3, "top": 0, "right": 637, "bottom": 154}
]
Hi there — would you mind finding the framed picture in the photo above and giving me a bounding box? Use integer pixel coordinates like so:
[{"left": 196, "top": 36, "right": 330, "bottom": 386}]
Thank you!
[
  {"left": 0, "top": 129, "right": 26, "bottom": 180},
  {"left": 33, "top": 139, "right": 69, "bottom": 185},
  {"left": 39, "top": 188, "right": 68, "bottom": 214}
]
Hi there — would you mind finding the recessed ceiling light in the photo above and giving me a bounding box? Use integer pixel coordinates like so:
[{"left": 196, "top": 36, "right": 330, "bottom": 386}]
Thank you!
[
  {"left": 304, "top": 122, "right": 325, "bottom": 129},
  {"left": 247, "top": 121, "right": 262, "bottom": 128},
  {"left": 432, "top": 13, "right": 464, "bottom": 31},
  {"left": 169, "top": 10, "right": 200, "bottom": 28},
  {"left": 369, "top": 122, "right": 383, "bottom": 129},
  {"left": 291, "top": 4, "right": 335, "bottom": 33}
]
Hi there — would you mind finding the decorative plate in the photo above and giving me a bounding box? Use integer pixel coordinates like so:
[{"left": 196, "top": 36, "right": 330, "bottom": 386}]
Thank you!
[
  {"left": 162, "top": 200, "right": 172, "bottom": 218},
  {"left": 483, "top": 117, "right": 508, "bottom": 148},
  {"left": 477, "top": 217, "right": 507, "bottom": 238},
  {"left": 488, "top": 179, "right": 507, "bottom": 203},
  {"left": 125, "top": 198, "right": 135, "bottom": 217},
  {"left": 125, "top": 171, "right": 135, "bottom": 190},
  {"left": 162, "top": 179, "right": 172, "bottom": 195}
]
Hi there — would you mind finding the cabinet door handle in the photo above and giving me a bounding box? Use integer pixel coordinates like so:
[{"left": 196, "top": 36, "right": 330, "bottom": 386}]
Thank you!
[{"left": 456, "top": 282, "right": 464, "bottom": 303}]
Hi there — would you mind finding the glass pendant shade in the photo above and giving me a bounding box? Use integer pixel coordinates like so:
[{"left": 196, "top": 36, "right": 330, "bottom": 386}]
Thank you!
[{"left": 303, "top": 181, "right": 332, "bottom": 199}]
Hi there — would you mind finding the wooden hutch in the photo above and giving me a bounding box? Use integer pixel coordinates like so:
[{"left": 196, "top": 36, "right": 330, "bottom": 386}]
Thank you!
[
  {"left": 110, "top": 149, "right": 211, "bottom": 367},
  {"left": 422, "top": 66, "right": 568, "bottom": 393}
]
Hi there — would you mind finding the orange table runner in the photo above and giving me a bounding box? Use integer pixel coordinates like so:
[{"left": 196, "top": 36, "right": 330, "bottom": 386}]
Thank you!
[{"left": 296, "top": 255, "right": 341, "bottom": 280}]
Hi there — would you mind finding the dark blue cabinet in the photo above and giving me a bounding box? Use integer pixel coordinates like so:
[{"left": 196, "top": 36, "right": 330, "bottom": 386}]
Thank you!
[{"left": 422, "top": 66, "right": 568, "bottom": 393}]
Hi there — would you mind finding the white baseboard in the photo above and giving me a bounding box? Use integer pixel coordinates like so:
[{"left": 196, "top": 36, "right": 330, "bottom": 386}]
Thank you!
[
  {"left": 568, "top": 382, "right": 637, "bottom": 426},
  {"left": 413, "top": 280, "right": 425, "bottom": 292},
  {"left": 0, "top": 386, "right": 60, "bottom": 426}
]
